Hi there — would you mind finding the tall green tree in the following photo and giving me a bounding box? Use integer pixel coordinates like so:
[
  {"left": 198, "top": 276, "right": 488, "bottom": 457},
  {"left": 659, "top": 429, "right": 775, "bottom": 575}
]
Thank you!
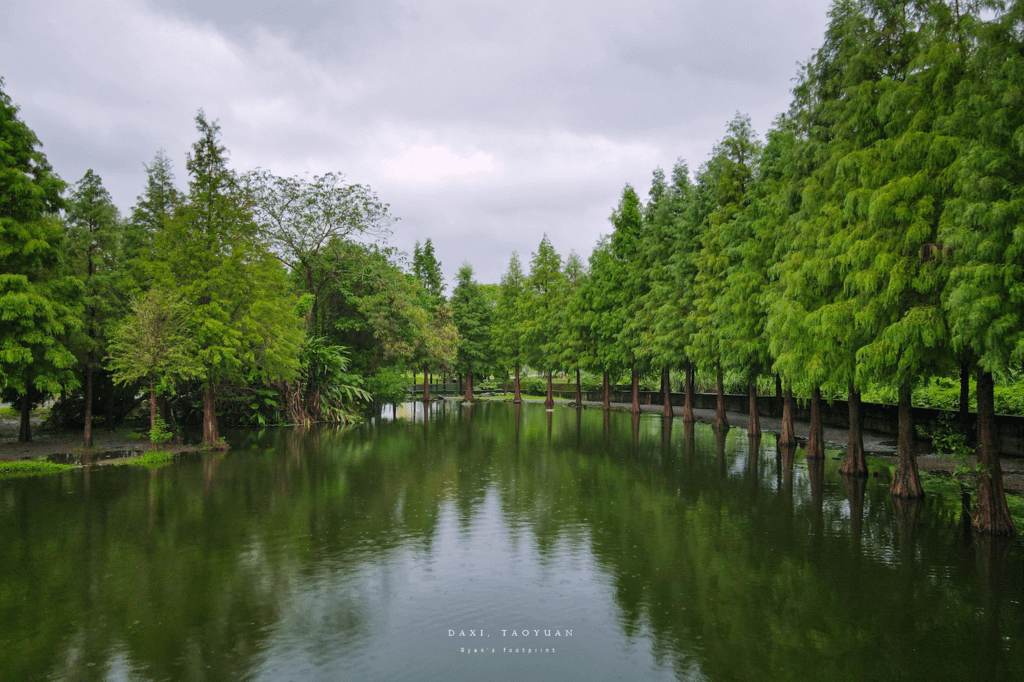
[
  {"left": 689, "top": 113, "right": 762, "bottom": 431},
  {"left": 451, "top": 263, "right": 494, "bottom": 400},
  {"left": 493, "top": 252, "right": 527, "bottom": 401},
  {"left": 941, "top": 0, "right": 1021, "bottom": 534},
  {"left": 150, "top": 112, "right": 303, "bottom": 447},
  {"left": 522, "top": 235, "right": 564, "bottom": 408},
  {"left": 64, "top": 169, "right": 125, "bottom": 447},
  {"left": 0, "top": 78, "right": 80, "bottom": 442},
  {"left": 611, "top": 184, "right": 651, "bottom": 413}
]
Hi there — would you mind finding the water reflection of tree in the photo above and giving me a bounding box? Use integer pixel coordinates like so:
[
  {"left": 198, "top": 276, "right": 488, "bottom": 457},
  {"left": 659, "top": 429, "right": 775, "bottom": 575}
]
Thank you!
[{"left": 2, "top": 403, "right": 1022, "bottom": 682}]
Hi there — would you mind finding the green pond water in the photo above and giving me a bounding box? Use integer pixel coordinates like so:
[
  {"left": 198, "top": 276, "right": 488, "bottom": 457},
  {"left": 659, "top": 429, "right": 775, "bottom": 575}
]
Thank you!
[{"left": 1, "top": 401, "right": 1022, "bottom": 682}]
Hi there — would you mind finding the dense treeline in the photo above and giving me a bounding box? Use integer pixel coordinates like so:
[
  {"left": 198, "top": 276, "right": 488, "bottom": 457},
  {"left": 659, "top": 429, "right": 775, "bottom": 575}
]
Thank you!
[
  {"left": 1, "top": 91, "right": 458, "bottom": 450},
  {"left": 4, "top": 0, "right": 1024, "bottom": 536},
  {"left": 450, "top": 1, "right": 1023, "bottom": 536}
]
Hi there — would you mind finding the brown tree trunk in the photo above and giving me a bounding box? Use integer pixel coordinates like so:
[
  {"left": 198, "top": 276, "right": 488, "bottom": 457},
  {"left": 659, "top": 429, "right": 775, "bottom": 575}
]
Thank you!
[
  {"left": 841, "top": 386, "right": 868, "bottom": 476},
  {"left": 713, "top": 366, "right": 729, "bottom": 431},
  {"left": 545, "top": 372, "right": 554, "bottom": 409},
  {"left": 973, "top": 370, "right": 1016, "bottom": 534},
  {"left": 662, "top": 366, "right": 672, "bottom": 418},
  {"left": 683, "top": 361, "right": 695, "bottom": 423},
  {"left": 149, "top": 379, "right": 157, "bottom": 448},
  {"left": 960, "top": 357, "right": 971, "bottom": 436},
  {"left": 158, "top": 396, "right": 169, "bottom": 424},
  {"left": 202, "top": 378, "right": 219, "bottom": 448},
  {"left": 83, "top": 360, "right": 94, "bottom": 448},
  {"left": 891, "top": 382, "right": 924, "bottom": 498},
  {"left": 748, "top": 382, "right": 761, "bottom": 437},
  {"left": 774, "top": 373, "right": 783, "bottom": 417},
  {"left": 464, "top": 372, "right": 474, "bottom": 402},
  {"left": 630, "top": 368, "right": 640, "bottom": 414},
  {"left": 780, "top": 386, "right": 796, "bottom": 447},
  {"left": 513, "top": 364, "right": 522, "bottom": 403},
  {"left": 806, "top": 386, "right": 825, "bottom": 459},
  {"left": 19, "top": 395, "right": 31, "bottom": 443},
  {"left": 576, "top": 368, "right": 582, "bottom": 406},
  {"left": 602, "top": 371, "right": 611, "bottom": 411},
  {"left": 422, "top": 363, "right": 430, "bottom": 403}
]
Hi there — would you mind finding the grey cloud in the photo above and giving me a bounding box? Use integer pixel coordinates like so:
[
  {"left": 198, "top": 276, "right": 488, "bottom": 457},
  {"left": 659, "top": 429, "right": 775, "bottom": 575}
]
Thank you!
[{"left": 1, "top": 0, "right": 831, "bottom": 284}]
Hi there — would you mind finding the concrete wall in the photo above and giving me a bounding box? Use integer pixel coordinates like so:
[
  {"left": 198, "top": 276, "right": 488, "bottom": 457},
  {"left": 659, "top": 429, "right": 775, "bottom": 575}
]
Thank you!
[{"left": 552, "top": 389, "right": 1024, "bottom": 457}]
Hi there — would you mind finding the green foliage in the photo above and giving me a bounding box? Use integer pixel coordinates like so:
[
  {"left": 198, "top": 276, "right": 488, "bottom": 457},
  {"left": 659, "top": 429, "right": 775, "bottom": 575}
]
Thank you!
[
  {"left": 0, "top": 79, "right": 80, "bottom": 403},
  {"left": 521, "top": 235, "right": 565, "bottom": 374},
  {"left": 365, "top": 367, "right": 409, "bottom": 407},
  {"left": 493, "top": 251, "right": 527, "bottom": 374},
  {"left": 451, "top": 263, "right": 495, "bottom": 376},
  {"left": 149, "top": 417, "right": 173, "bottom": 448},
  {"left": 412, "top": 238, "right": 446, "bottom": 310},
  {"left": 148, "top": 112, "right": 303, "bottom": 437}
]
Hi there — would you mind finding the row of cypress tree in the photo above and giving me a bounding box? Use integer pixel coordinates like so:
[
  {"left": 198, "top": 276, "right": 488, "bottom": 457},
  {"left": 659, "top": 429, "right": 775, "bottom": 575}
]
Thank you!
[{"left": 478, "top": 1, "right": 1024, "bottom": 535}]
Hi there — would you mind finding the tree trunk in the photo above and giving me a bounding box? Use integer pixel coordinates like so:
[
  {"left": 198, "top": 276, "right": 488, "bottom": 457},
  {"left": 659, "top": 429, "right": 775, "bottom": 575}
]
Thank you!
[
  {"left": 464, "top": 372, "right": 474, "bottom": 402},
  {"left": 713, "top": 366, "right": 729, "bottom": 431},
  {"left": 662, "top": 366, "right": 672, "bottom": 418},
  {"left": 748, "top": 382, "right": 761, "bottom": 437},
  {"left": 630, "top": 368, "right": 640, "bottom": 414},
  {"left": 891, "top": 382, "right": 924, "bottom": 498},
  {"left": 545, "top": 372, "right": 554, "bottom": 409},
  {"left": 973, "top": 370, "right": 1016, "bottom": 534},
  {"left": 149, "top": 379, "right": 157, "bottom": 446},
  {"left": 423, "top": 363, "right": 430, "bottom": 403},
  {"left": 19, "top": 395, "right": 31, "bottom": 443},
  {"left": 780, "top": 386, "right": 796, "bottom": 447},
  {"left": 576, "top": 368, "right": 582, "bottom": 406},
  {"left": 158, "top": 396, "right": 169, "bottom": 424},
  {"left": 841, "top": 387, "right": 868, "bottom": 476},
  {"left": 807, "top": 386, "right": 824, "bottom": 459},
  {"left": 774, "top": 373, "right": 783, "bottom": 418},
  {"left": 513, "top": 363, "right": 522, "bottom": 403},
  {"left": 602, "top": 371, "right": 611, "bottom": 411},
  {"left": 83, "top": 360, "right": 94, "bottom": 448},
  {"left": 960, "top": 357, "right": 971, "bottom": 436},
  {"left": 683, "top": 361, "right": 695, "bottom": 423},
  {"left": 202, "top": 378, "right": 219, "bottom": 448}
]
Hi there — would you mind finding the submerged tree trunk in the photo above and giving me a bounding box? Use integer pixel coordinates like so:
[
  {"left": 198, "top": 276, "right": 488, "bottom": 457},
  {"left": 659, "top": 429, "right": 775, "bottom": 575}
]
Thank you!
[
  {"left": 662, "top": 366, "right": 672, "bottom": 418},
  {"left": 973, "top": 370, "right": 1016, "bottom": 534},
  {"left": 202, "top": 378, "right": 219, "bottom": 448},
  {"left": 545, "top": 372, "right": 554, "bottom": 409},
  {"left": 780, "top": 386, "right": 796, "bottom": 447},
  {"left": 713, "top": 366, "right": 729, "bottom": 431},
  {"left": 748, "top": 382, "right": 761, "bottom": 438},
  {"left": 464, "top": 372, "right": 474, "bottom": 402},
  {"left": 891, "top": 382, "right": 924, "bottom": 498},
  {"left": 422, "top": 363, "right": 430, "bottom": 403},
  {"left": 807, "top": 386, "right": 824, "bottom": 460},
  {"left": 83, "top": 359, "right": 94, "bottom": 448},
  {"left": 19, "top": 395, "right": 31, "bottom": 443},
  {"left": 631, "top": 368, "right": 640, "bottom": 414},
  {"left": 576, "top": 368, "right": 582, "bottom": 406},
  {"left": 602, "top": 371, "right": 611, "bottom": 411},
  {"left": 513, "top": 364, "right": 522, "bottom": 403},
  {"left": 683, "top": 361, "right": 695, "bottom": 423},
  {"left": 841, "top": 387, "right": 868, "bottom": 476}
]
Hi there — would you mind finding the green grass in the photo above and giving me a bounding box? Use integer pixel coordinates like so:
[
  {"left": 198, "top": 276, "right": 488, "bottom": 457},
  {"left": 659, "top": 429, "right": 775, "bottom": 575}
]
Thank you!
[
  {"left": 115, "top": 451, "right": 176, "bottom": 468},
  {"left": 0, "top": 460, "right": 77, "bottom": 480}
]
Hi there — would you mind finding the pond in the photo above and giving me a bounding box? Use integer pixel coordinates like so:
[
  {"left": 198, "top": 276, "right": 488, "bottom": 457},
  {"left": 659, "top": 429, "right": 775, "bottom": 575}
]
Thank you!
[{"left": 1, "top": 401, "right": 1022, "bottom": 681}]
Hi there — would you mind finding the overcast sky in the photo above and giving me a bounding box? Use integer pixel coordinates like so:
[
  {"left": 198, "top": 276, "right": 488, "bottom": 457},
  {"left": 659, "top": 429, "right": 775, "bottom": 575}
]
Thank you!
[{"left": 2, "top": 0, "right": 831, "bottom": 286}]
